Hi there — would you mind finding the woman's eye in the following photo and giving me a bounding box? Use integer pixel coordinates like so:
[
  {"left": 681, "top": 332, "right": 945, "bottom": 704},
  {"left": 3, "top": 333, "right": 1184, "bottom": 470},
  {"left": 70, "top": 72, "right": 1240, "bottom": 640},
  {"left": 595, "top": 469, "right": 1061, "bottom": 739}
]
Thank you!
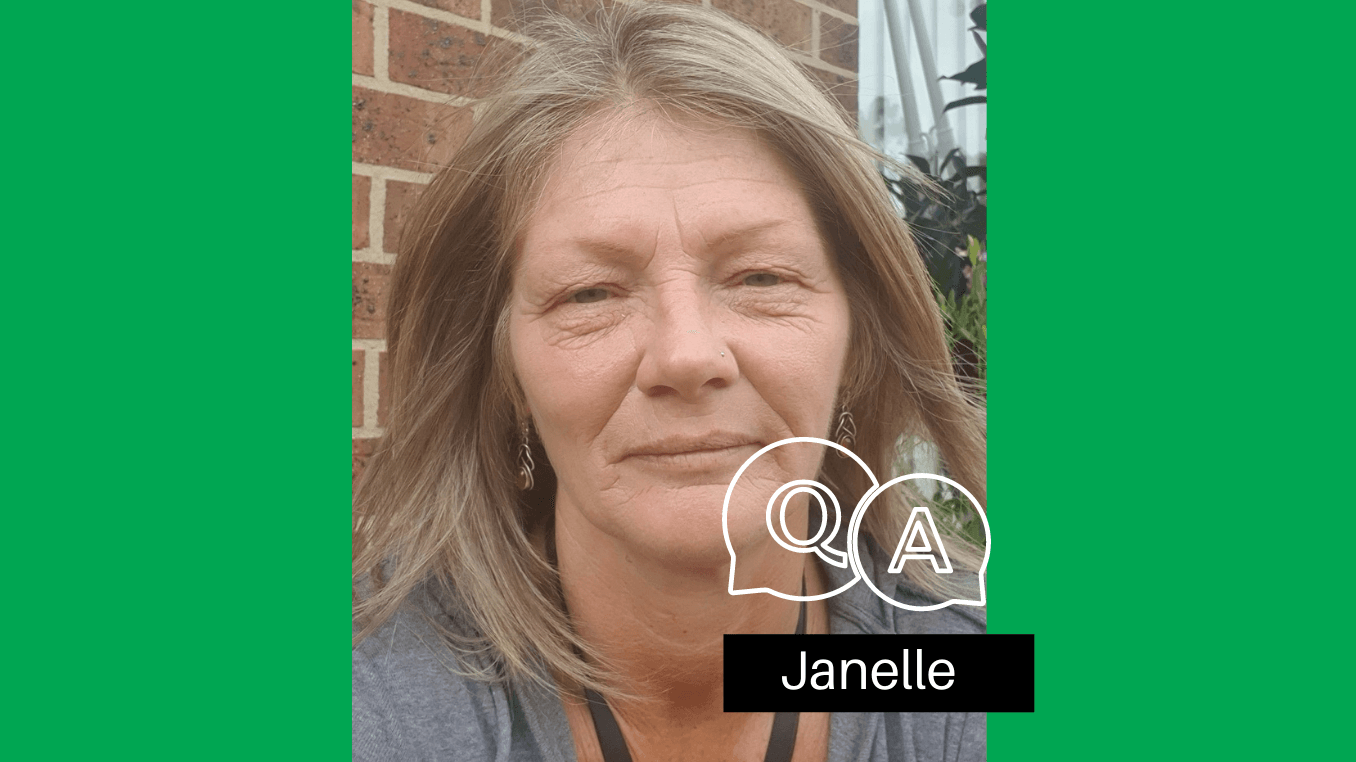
[
  {"left": 568, "top": 287, "right": 610, "bottom": 304},
  {"left": 742, "top": 272, "right": 781, "bottom": 287}
]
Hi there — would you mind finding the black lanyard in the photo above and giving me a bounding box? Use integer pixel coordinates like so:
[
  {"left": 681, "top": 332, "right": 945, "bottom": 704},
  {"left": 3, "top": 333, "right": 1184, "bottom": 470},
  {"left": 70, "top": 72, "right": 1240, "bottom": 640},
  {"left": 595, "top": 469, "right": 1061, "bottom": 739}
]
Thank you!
[
  {"left": 581, "top": 590, "right": 807, "bottom": 762},
  {"left": 548, "top": 524, "right": 808, "bottom": 761}
]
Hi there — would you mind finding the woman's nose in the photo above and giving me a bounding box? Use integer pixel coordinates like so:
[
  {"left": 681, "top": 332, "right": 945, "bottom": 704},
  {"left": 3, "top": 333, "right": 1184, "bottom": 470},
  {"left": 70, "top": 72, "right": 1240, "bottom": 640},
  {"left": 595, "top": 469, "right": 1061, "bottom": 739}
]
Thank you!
[{"left": 634, "top": 284, "right": 738, "bottom": 401}]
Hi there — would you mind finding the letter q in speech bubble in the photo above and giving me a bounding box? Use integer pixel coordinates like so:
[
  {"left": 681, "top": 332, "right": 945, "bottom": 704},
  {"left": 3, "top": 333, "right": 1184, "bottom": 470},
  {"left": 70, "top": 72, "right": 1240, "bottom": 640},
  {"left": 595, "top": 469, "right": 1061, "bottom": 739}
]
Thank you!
[{"left": 723, "top": 437, "right": 878, "bottom": 602}]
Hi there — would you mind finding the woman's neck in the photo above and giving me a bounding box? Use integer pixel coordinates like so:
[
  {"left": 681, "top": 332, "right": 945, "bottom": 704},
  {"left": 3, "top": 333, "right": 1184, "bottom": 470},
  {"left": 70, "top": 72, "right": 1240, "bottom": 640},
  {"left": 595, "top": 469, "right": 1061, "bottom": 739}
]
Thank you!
[{"left": 552, "top": 507, "right": 826, "bottom": 709}]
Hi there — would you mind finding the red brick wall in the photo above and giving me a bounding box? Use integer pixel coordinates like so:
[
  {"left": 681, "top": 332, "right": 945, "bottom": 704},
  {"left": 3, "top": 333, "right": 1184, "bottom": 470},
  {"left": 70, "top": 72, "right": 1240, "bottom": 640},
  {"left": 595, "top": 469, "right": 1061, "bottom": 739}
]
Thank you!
[{"left": 352, "top": 0, "right": 859, "bottom": 489}]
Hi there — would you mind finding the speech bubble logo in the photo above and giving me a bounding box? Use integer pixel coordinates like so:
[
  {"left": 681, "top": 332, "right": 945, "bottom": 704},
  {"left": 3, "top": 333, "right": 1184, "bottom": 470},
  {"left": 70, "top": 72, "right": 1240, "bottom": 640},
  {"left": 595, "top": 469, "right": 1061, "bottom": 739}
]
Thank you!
[
  {"left": 724, "top": 437, "right": 877, "bottom": 602},
  {"left": 726, "top": 438, "right": 988, "bottom": 611},
  {"left": 847, "top": 473, "right": 989, "bottom": 611}
]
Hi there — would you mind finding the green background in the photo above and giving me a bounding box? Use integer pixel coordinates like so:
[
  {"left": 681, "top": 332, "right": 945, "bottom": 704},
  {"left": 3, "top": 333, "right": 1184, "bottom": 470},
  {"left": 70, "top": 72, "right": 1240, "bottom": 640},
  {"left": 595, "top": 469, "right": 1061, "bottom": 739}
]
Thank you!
[
  {"left": 6, "top": 1, "right": 1350, "bottom": 759},
  {"left": 5, "top": 2, "right": 351, "bottom": 757},
  {"left": 991, "top": 3, "right": 1353, "bottom": 759}
]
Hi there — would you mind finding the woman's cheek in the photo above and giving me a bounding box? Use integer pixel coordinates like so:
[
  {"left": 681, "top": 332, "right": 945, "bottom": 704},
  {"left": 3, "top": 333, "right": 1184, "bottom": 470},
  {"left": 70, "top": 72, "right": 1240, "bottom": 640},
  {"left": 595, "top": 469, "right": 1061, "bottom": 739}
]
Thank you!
[
  {"left": 723, "top": 284, "right": 813, "bottom": 322},
  {"left": 538, "top": 299, "right": 633, "bottom": 350},
  {"left": 529, "top": 318, "right": 637, "bottom": 408},
  {"left": 737, "top": 321, "right": 846, "bottom": 428}
]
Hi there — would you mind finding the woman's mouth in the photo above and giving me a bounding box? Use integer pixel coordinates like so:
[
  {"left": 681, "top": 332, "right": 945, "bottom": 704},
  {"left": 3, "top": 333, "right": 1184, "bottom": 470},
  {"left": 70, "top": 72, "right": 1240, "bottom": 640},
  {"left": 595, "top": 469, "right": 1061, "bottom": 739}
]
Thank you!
[{"left": 624, "top": 434, "right": 761, "bottom": 470}]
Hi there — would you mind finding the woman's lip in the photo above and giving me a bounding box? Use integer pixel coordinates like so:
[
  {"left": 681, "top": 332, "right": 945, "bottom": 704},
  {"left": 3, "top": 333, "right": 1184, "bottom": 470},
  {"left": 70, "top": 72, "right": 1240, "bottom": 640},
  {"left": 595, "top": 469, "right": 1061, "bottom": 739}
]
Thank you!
[
  {"left": 630, "top": 444, "right": 755, "bottom": 458},
  {"left": 625, "top": 444, "right": 760, "bottom": 470},
  {"left": 625, "top": 436, "right": 761, "bottom": 458}
]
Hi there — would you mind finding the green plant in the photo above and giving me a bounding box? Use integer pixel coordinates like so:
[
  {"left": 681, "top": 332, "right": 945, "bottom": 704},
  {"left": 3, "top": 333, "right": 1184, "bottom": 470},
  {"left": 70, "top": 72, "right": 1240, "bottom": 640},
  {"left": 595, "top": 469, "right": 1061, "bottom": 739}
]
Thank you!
[
  {"left": 878, "top": 1, "right": 988, "bottom": 391},
  {"left": 942, "top": 3, "right": 986, "bottom": 115},
  {"left": 935, "top": 235, "right": 986, "bottom": 388},
  {"left": 931, "top": 489, "right": 987, "bottom": 549}
]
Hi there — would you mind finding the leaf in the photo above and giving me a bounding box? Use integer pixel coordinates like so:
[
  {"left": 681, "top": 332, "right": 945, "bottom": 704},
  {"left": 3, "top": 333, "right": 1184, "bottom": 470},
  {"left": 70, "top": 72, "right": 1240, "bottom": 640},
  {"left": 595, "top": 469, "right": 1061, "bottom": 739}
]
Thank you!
[
  {"left": 905, "top": 154, "right": 931, "bottom": 175},
  {"left": 963, "top": 514, "right": 985, "bottom": 547},
  {"left": 941, "top": 148, "right": 967, "bottom": 176},
  {"left": 970, "top": 3, "right": 986, "bottom": 30},
  {"left": 944, "top": 95, "right": 988, "bottom": 113},
  {"left": 942, "top": 59, "right": 986, "bottom": 90},
  {"left": 971, "top": 29, "right": 986, "bottom": 55}
]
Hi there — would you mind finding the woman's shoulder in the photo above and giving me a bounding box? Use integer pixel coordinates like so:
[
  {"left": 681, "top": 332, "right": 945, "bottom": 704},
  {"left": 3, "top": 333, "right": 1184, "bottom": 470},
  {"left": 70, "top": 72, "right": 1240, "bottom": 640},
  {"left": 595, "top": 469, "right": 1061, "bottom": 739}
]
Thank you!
[
  {"left": 353, "top": 582, "right": 516, "bottom": 761},
  {"left": 830, "top": 709, "right": 986, "bottom": 762}
]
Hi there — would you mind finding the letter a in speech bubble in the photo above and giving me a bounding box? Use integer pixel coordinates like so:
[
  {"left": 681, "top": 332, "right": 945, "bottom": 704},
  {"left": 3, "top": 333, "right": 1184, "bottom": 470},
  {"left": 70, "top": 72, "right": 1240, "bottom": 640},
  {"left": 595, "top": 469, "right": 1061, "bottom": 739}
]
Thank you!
[{"left": 846, "top": 474, "right": 990, "bottom": 611}]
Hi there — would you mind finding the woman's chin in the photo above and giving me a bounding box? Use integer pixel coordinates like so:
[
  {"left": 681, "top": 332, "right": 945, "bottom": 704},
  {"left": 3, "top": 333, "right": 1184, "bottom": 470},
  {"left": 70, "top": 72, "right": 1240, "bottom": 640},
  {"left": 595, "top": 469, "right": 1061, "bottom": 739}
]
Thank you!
[
  {"left": 567, "top": 474, "right": 803, "bottom": 574},
  {"left": 633, "top": 488, "right": 735, "bottom": 561},
  {"left": 626, "top": 495, "right": 784, "bottom": 575}
]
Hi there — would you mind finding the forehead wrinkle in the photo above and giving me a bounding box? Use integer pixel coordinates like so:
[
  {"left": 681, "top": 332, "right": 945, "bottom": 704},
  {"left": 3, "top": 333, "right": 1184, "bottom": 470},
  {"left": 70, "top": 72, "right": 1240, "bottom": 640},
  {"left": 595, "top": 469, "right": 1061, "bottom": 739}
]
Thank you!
[
  {"left": 577, "top": 153, "right": 753, "bottom": 176},
  {"left": 670, "top": 193, "right": 686, "bottom": 254},
  {"left": 563, "top": 175, "right": 794, "bottom": 207}
]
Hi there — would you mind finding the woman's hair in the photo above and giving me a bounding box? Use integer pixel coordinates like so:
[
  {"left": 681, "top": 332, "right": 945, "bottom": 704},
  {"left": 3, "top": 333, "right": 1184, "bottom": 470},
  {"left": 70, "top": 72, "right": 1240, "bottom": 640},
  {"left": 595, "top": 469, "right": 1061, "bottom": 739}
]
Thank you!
[{"left": 353, "top": 1, "right": 986, "bottom": 696}]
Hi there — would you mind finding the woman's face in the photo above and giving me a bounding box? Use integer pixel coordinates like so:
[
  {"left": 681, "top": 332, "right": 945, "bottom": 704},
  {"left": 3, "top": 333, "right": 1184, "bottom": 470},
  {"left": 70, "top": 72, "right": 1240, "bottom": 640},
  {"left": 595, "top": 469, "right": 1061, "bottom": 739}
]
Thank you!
[{"left": 509, "top": 109, "right": 851, "bottom": 567}]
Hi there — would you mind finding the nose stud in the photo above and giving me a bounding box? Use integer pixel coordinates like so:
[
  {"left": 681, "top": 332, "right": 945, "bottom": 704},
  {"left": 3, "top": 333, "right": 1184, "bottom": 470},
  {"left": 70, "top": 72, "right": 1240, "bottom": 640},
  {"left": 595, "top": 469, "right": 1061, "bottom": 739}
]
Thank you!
[{"left": 720, "top": 352, "right": 726, "bottom": 357}]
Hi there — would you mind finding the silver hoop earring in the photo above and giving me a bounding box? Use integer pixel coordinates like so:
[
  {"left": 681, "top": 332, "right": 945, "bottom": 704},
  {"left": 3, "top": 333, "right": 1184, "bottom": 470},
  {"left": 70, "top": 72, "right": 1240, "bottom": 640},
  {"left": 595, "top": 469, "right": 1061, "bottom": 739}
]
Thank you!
[
  {"left": 517, "top": 420, "right": 536, "bottom": 491},
  {"left": 833, "top": 408, "right": 857, "bottom": 457}
]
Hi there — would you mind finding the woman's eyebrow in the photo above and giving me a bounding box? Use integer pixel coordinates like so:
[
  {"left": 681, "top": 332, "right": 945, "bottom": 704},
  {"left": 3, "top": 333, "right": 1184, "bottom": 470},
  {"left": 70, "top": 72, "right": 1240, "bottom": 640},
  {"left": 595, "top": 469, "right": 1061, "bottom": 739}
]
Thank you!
[
  {"left": 550, "top": 219, "right": 809, "bottom": 264},
  {"left": 703, "top": 219, "right": 799, "bottom": 253},
  {"left": 560, "top": 237, "right": 640, "bottom": 260}
]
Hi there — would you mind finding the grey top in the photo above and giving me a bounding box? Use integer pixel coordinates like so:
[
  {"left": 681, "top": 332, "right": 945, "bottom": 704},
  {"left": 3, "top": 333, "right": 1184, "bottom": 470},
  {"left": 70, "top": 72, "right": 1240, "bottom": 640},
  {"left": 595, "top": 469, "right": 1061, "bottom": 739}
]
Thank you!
[{"left": 354, "top": 542, "right": 985, "bottom": 761}]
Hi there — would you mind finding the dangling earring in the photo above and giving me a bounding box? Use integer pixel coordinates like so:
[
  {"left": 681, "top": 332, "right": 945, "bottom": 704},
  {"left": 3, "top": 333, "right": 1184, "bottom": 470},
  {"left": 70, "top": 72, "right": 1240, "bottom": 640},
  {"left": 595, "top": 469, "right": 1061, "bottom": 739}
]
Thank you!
[
  {"left": 517, "top": 420, "right": 536, "bottom": 491},
  {"left": 833, "top": 408, "right": 857, "bottom": 458}
]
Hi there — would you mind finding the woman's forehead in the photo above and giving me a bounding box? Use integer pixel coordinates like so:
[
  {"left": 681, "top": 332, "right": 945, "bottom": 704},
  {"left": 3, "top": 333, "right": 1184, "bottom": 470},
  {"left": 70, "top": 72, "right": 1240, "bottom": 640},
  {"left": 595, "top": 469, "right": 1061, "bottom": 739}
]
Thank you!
[
  {"left": 555, "top": 105, "right": 764, "bottom": 170},
  {"left": 520, "top": 108, "right": 823, "bottom": 263}
]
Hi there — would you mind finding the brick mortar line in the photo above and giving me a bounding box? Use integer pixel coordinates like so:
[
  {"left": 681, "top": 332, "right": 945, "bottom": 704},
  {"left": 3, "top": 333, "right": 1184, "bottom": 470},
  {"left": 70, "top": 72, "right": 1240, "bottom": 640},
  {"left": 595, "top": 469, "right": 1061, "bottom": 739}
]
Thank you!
[
  {"left": 370, "top": 175, "right": 388, "bottom": 259},
  {"left": 375, "top": 0, "right": 477, "bottom": 28},
  {"left": 374, "top": 4, "right": 390, "bottom": 81},
  {"left": 353, "top": 73, "right": 474, "bottom": 108},
  {"left": 789, "top": 50, "right": 856, "bottom": 79},
  {"left": 353, "top": 161, "right": 436, "bottom": 184},
  {"left": 375, "top": 0, "right": 533, "bottom": 46},
  {"left": 353, "top": 426, "right": 387, "bottom": 439},
  {"left": 481, "top": 0, "right": 491, "bottom": 24},
  {"left": 796, "top": 1, "right": 858, "bottom": 25},
  {"left": 363, "top": 344, "right": 382, "bottom": 430},
  {"left": 354, "top": 248, "right": 397, "bottom": 265},
  {"left": 353, "top": 338, "right": 389, "bottom": 352},
  {"left": 811, "top": 9, "right": 821, "bottom": 60}
]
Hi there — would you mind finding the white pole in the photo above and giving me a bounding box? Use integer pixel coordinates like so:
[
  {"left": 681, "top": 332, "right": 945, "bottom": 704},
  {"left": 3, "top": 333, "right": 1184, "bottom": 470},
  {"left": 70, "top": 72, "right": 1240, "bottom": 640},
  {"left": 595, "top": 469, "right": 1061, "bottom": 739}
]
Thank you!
[
  {"left": 882, "top": 0, "right": 928, "bottom": 158},
  {"left": 954, "top": 0, "right": 968, "bottom": 155},
  {"left": 904, "top": 0, "right": 957, "bottom": 159}
]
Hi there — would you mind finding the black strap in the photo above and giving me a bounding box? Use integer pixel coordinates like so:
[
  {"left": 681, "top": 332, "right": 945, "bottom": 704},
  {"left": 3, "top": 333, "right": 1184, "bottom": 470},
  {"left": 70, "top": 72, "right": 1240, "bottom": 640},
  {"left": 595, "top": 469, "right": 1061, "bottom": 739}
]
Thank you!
[
  {"left": 584, "top": 585, "right": 807, "bottom": 762},
  {"left": 760, "top": 590, "right": 807, "bottom": 762},
  {"left": 584, "top": 685, "right": 635, "bottom": 762}
]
